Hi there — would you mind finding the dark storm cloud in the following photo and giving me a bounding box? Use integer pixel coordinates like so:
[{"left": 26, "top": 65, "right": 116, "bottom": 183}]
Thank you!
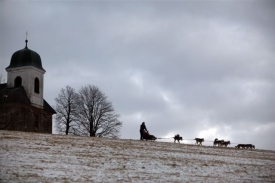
[{"left": 1, "top": 0, "right": 274, "bottom": 150}]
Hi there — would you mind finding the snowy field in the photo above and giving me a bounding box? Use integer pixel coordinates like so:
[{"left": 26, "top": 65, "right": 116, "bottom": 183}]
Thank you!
[{"left": 0, "top": 130, "right": 275, "bottom": 183}]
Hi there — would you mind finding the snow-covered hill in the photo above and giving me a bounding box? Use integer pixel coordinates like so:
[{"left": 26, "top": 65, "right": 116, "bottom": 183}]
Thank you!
[{"left": 0, "top": 130, "right": 274, "bottom": 182}]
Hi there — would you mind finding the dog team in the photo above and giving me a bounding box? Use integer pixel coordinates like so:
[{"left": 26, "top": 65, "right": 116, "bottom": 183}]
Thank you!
[{"left": 173, "top": 135, "right": 255, "bottom": 149}]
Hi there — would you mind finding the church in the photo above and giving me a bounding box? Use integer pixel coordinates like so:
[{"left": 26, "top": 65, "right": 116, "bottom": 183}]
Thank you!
[{"left": 0, "top": 39, "right": 56, "bottom": 133}]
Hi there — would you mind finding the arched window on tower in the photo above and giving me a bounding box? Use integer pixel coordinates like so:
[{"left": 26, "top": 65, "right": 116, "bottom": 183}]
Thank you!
[
  {"left": 34, "top": 78, "right": 39, "bottom": 94},
  {"left": 14, "top": 76, "right": 22, "bottom": 87}
]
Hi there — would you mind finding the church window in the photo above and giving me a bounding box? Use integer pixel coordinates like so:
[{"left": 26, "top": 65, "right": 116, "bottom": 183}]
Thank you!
[
  {"left": 14, "top": 76, "right": 22, "bottom": 87},
  {"left": 34, "top": 78, "right": 39, "bottom": 94}
]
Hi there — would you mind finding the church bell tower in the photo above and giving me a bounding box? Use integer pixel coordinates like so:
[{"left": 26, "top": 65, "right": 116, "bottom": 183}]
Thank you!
[{"left": 5, "top": 38, "right": 46, "bottom": 108}]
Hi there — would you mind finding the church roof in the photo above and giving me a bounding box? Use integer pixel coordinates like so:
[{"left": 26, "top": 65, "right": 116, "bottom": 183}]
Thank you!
[
  {"left": 0, "top": 84, "right": 56, "bottom": 114},
  {"left": 0, "top": 84, "right": 31, "bottom": 105},
  {"left": 43, "top": 99, "right": 56, "bottom": 114},
  {"left": 6, "top": 40, "right": 45, "bottom": 71}
]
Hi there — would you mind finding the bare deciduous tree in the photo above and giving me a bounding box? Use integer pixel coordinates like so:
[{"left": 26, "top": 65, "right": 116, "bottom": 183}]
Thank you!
[
  {"left": 76, "top": 85, "right": 122, "bottom": 137},
  {"left": 55, "top": 86, "right": 79, "bottom": 135}
]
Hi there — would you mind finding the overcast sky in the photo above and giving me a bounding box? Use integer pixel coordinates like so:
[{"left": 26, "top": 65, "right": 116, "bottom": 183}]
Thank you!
[{"left": 1, "top": 0, "right": 275, "bottom": 150}]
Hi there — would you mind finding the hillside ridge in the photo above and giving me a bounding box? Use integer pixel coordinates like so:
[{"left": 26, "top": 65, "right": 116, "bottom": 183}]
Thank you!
[{"left": 1, "top": 130, "right": 275, "bottom": 182}]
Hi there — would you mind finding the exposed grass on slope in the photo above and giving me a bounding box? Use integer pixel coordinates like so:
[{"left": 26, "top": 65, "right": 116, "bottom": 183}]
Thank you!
[{"left": 0, "top": 130, "right": 275, "bottom": 182}]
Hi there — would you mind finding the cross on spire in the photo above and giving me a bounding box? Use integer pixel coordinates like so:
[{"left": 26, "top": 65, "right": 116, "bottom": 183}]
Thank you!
[{"left": 25, "top": 31, "right": 28, "bottom": 48}]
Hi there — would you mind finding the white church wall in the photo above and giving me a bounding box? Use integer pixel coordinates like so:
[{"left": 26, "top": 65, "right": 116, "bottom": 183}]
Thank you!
[{"left": 6, "top": 66, "right": 45, "bottom": 108}]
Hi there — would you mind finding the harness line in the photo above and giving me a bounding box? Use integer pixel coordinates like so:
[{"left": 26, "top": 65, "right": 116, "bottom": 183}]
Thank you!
[{"left": 156, "top": 136, "right": 246, "bottom": 145}]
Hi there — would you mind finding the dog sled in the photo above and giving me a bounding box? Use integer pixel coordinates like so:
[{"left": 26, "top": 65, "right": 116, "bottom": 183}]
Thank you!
[{"left": 143, "top": 132, "right": 157, "bottom": 141}]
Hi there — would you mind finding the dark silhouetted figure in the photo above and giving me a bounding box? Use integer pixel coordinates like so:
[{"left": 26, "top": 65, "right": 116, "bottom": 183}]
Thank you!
[{"left": 140, "top": 122, "right": 148, "bottom": 140}]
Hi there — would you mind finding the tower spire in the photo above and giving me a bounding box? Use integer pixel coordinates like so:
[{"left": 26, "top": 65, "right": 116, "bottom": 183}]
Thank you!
[{"left": 25, "top": 31, "right": 28, "bottom": 48}]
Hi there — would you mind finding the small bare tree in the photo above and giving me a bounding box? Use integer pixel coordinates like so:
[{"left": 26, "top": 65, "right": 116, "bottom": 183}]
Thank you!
[
  {"left": 76, "top": 85, "right": 122, "bottom": 137},
  {"left": 0, "top": 73, "right": 5, "bottom": 84},
  {"left": 55, "top": 86, "right": 79, "bottom": 135}
]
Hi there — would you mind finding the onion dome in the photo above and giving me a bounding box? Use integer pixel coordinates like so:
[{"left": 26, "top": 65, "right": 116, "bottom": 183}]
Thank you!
[{"left": 6, "top": 40, "right": 45, "bottom": 71}]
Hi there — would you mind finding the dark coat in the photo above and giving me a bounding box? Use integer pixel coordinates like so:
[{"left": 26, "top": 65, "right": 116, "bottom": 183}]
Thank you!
[{"left": 140, "top": 124, "right": 148, "bottom": 133}]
